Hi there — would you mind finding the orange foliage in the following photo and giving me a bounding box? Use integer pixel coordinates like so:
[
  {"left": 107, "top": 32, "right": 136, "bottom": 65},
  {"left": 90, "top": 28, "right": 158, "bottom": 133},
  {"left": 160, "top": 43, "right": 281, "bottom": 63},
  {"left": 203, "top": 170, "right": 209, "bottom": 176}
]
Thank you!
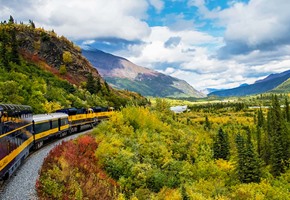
[
  {"left": 19, "top": 50, "right": 81, "bottom": 85},
  {"left": 37, "top": 135, "right": 118, "bottom": 199}
]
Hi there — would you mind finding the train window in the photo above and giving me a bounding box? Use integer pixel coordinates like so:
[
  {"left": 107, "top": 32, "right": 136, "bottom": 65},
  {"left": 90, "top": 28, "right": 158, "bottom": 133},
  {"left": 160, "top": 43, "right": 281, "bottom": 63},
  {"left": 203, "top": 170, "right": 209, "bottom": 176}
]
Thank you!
[
  {"left": 26, "top": 124, "right": 32, "bottom": 133},
  {"left": 0, "top": 138, "right": 6, "bottom": 160},
  {"left": 34, "top": 122, "right": 50, "bottom": 134},
  {"left": 52, "top": 120, "right": 58, "bottom": 129},
  {"left": 61, "top": 118, "right": 68, "bottom": 126}
]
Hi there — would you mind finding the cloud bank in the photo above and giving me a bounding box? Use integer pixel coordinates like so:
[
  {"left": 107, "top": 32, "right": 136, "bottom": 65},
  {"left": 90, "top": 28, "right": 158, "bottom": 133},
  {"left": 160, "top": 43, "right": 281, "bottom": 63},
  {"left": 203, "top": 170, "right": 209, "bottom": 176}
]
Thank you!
[{"left": 1, "top": 0, "right": 290, "bottom": 90}]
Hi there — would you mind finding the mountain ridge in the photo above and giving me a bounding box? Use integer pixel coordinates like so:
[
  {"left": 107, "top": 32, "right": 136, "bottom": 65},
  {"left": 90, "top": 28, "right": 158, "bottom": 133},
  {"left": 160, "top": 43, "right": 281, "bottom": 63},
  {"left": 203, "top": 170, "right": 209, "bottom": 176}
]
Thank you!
[
  {"left": 82, "top": 49, "right": 205, "bottom": 98},
  {"left": 209, "top": 70, "right": 290, "bottom": 97},
  {"left": 0, "top": 20, "right": 148, "bottom": 111}
]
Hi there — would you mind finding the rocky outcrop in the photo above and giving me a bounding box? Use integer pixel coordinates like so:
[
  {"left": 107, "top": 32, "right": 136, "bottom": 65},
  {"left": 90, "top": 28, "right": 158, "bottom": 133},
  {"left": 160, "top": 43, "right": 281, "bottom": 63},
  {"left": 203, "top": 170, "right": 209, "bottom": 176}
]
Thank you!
[{"left": 15, "top": 26, "right": 102, "bottom": 84}]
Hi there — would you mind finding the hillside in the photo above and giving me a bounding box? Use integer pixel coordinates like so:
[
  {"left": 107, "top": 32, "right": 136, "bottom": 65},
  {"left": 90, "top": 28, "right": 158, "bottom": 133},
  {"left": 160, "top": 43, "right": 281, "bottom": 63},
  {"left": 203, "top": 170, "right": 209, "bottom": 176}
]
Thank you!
[
  {"left": 271, "top": 78, "right": 290, "bottom": 93},
  {"left": 82, "top": 50, "right": 205, "bottom": 98},
  {"left": 209, "top": 70, "right": 290, "bottom": 97},
  {"left": 0, "top": 19, "right": 148, "bottom": 112}
]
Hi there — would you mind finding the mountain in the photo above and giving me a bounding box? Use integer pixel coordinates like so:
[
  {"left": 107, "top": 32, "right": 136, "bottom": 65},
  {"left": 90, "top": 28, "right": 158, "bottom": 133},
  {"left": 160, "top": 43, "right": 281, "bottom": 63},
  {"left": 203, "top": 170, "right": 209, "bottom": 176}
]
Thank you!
[
  {"left": 201, "top": 88, "right": 221, "bottom": 95},
  {"left": 271, "top": 78, "right": 290, "bottom": 93},
  {"left": 255, "top": 70, "right": 290, "bottom": 84},
  {"left": 0, "top": 20, "right": 147, "bottom": 112},
  {"left": 82, "top": 50, "right": 205, "bottom": 98},
  {"left": 209, "top": 70, "right": 290, "bottom": 97}
]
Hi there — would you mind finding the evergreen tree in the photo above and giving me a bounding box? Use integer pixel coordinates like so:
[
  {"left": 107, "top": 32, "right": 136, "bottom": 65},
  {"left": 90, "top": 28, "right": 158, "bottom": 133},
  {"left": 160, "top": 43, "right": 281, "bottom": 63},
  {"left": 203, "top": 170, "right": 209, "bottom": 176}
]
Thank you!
[
  {"left": 0, "top": 29, "right": 9, "bottom": 69},
  {"left": 257, "top": 107, "right": 264, "bottom": 128},
  {"left": 213, "top": 128, "right": 230, "bottom": 160},
  {"left": 86, "top": 73, "right": 97, "bottom": 94},
  {"left": 235, "top": 133, "right": 261, "bottom": 183},
  {"left": 285, "top": 97, "right": 289, "bottom": 122},
  {"left": 29, "top": 19, "right": 35, "bottom": 29},
  {"left": 268, "top": 95, "right": 289, "bottom": 176},
  {"left": 262, "top": 109, "right": 273, "bottom": 165},
  {"left": 10, "top": 27, "right": 20, "bottom": 64},
  {"left": 204, "top": 115, "right": 211, "bottom": 130},
  {"left": 8, "top": 15, "right": 14, "bottom": 24},
  {"left": 104, "top": 81, "right": 110, "bottom": 94},
  {"left": 96, "top": 77, "right": 101, "bottom": 92},
  {"left": 256, "top": 127, "right": 262, "bottom": 156},
  {"left": 236, "top": 133, "right": 246, "bottom": 182}
]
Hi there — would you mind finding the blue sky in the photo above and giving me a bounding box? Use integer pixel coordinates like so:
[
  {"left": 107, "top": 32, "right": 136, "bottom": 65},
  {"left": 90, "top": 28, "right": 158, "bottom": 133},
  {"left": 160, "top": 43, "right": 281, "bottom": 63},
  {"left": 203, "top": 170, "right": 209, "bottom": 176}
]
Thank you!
[{"left": 1, "top": 0, "right": 290, "bottom": 91}]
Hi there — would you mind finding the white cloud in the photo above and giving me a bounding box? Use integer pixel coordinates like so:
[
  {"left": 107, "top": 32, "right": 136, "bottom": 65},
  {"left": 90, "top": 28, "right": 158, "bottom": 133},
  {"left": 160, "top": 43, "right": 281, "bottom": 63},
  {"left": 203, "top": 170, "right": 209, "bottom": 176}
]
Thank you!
[
  {"left": 220, "top": 0, "right": 290, "bottom": 47},
  {"left": 0, "top": 0, "right": 151, "bottom": 40},
  {"left": 148, "top": 0, "right": 164, "bottom": 13},
  {"left": 120, "top": 26, "right": 220, "bottom": 67},
  {"left": 1, "top": 0, "right": 289, "bottom": 91}
]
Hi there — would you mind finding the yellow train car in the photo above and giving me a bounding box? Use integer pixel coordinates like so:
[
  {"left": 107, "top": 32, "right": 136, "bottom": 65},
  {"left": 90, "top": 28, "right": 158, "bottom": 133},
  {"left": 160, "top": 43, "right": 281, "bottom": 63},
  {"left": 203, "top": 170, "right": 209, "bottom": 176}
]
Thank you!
[
  {"left": 56, "top": 107, "right": 113, "bottom": 132},
  {"left": 1, "top": 104, "right": 113, "bottom": 180},
  {"left": 0, "top": 104, "right": 33, "bottom": 180},
  {"left": 32, "top": 113, "right": 69, "bottom": 149}
]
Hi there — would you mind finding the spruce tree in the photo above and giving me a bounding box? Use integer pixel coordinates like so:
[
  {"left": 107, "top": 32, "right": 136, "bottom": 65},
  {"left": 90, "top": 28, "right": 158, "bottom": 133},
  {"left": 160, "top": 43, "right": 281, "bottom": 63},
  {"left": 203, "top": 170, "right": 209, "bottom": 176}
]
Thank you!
[
  {"left": 29, "top": 19, "right": 35, "bottom": 29},
  {"left": 104, "top": 81, "right": 110, "bottom": 93},
  {"left": 235, "top": 133, "right": 261, "bottom": 183},
  {"left": 256, "top": 127, "right": 261, "bottom": 156},
  {"left": 204, "top": 115, "right": 211, "bottom": 130},
  {"left": 235, "top": 133, "right": 246, "bottom": 182},
  {"left": 86, "top": 73, "right": 97, "bottom": 94},
  {"left": 10, "top": 27, "right": 20, "bottom": 64},
  {"left": 213, "top": 128, "right": 230, "bottom": 160},
  {"left": 0, "top": 29, "right": 9, "bottom": 69},
  {"left": 257, "top": 107, "right": 264, "bottom": 128},
  {"left": 96, "top": 77, "right": 101, "bottom": 92},
  {"left": 262, "top": 109, "right": 273, "bottom": 165},
  {"left": 8, "top": 15, "right": 14, "bottom": 24},
  {"left": 285, "top": 97, "right": 289, "bottom": 122},
  {"left": 268, "top": 95, "right": 289, "bottom": 176}
]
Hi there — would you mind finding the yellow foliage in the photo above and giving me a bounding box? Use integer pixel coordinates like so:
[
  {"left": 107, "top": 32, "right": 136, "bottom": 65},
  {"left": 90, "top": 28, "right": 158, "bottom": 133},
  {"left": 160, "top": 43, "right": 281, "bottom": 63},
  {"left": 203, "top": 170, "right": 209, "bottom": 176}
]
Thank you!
[
  {"left": 214, "top": 195, "right": 231, "bottom": 200},
  {"left": 117, "top": 193, "right": 126, "bottom": 200},
  {"left": 62, "top": 51, "right": 72, "bottom": 63},
  {"left": 155, "top": 188, "right": 182, "bottom": 200},
  {"left": 215, "top": 159, "right": 234, "bottom": 171},
  {"left": 44, "top": 101, "right": 62, "bottom": 113},
  {"left": 59, "top": 64, "right": 67, "bottom": 75}
]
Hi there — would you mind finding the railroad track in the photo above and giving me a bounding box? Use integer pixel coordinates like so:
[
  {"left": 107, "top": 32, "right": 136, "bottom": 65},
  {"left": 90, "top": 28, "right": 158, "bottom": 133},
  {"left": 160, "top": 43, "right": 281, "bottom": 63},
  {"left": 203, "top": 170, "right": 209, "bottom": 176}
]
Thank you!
[{"left": 0, "top": 128, "right": 93, "bottom": 200}]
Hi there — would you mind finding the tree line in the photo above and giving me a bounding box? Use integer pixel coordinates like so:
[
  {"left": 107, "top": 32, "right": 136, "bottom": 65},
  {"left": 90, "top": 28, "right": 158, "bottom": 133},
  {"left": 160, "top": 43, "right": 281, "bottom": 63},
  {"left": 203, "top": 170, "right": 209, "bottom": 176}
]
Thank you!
[{"left": 213, "top": 95, "right": 290, "bottom": 183}]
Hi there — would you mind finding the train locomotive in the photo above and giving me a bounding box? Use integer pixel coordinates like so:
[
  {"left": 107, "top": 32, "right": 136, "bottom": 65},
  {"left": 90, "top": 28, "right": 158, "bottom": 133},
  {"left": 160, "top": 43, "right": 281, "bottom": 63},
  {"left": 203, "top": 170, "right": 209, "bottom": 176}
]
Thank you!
[{"left": 0, "top": 104, "right": 113, "bottom": 180}]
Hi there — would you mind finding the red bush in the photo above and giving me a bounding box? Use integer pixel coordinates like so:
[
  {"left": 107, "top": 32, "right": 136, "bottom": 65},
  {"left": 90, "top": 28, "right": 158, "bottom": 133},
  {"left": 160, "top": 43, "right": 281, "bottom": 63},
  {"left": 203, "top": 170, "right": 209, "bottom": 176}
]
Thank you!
[{"left": 37, "top": 134, "right": 118, "bottom": 199}]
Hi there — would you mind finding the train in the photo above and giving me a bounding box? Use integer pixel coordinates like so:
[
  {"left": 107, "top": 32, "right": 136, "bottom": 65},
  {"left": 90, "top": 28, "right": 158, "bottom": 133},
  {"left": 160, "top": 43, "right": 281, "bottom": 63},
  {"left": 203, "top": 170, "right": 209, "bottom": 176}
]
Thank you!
[{"left": 0, "top": 104, "right": 113, "bottom": 180}]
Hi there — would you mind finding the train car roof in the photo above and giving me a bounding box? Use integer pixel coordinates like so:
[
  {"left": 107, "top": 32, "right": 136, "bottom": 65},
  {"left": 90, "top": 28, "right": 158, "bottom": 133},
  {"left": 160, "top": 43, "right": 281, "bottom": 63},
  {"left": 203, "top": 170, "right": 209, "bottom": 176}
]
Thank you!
[
  {"left": 0, "top": 104, "right": 32, "bottom": 115},
  {"left": 33, "top": 113, "right": 68, "bottom": 123}
]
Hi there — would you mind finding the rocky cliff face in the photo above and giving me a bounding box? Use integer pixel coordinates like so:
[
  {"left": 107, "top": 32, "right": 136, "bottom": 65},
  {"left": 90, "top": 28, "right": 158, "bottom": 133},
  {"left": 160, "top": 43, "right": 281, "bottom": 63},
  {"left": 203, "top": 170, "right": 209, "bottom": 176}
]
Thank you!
[{"left": 15, "top": 26, "right": 102, "bottom": 85}]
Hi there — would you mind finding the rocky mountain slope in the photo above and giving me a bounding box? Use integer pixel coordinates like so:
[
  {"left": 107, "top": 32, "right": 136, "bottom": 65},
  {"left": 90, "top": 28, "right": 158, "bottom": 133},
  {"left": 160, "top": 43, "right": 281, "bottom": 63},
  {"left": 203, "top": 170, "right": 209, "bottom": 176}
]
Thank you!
[
  {"left": 209, "top": 70, "right": 290, "bottom": 97},
  {"left": 15, "top": 26, "right": 101, "bottom": 85},
  {"left": 0, "top": 20, "right": 148, "bottom": 110},
  {"left": 82, "top": 50, "right": 204, "bottom": 98}
]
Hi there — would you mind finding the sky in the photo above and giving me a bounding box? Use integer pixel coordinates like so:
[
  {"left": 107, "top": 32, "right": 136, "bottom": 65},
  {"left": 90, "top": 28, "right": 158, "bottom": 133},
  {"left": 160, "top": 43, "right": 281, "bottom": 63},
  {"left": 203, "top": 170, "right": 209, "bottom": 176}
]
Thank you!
[{"left": 1, "top": 0, "right": 290, "bottom": 91}]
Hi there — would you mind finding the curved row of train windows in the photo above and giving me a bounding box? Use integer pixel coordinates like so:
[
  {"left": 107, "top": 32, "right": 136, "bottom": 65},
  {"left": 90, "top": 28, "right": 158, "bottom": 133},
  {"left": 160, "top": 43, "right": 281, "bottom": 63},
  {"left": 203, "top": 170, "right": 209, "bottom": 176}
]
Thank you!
[
  {"left": 0, "top": 127, "right": 33, "bottom": 160},
  {"left": 34, "top": 118, "right": 69, "bottom": 134}
]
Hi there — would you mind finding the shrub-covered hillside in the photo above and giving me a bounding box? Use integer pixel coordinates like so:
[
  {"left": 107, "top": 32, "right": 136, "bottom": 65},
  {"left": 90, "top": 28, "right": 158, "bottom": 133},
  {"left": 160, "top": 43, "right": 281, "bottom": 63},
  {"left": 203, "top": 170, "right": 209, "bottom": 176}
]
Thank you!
[
  {"left": 0, "top": 17, "right": 148, "bottom": 112},
  {"left": 39, "top": 98, "right": 290, "bottom": 199}
]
